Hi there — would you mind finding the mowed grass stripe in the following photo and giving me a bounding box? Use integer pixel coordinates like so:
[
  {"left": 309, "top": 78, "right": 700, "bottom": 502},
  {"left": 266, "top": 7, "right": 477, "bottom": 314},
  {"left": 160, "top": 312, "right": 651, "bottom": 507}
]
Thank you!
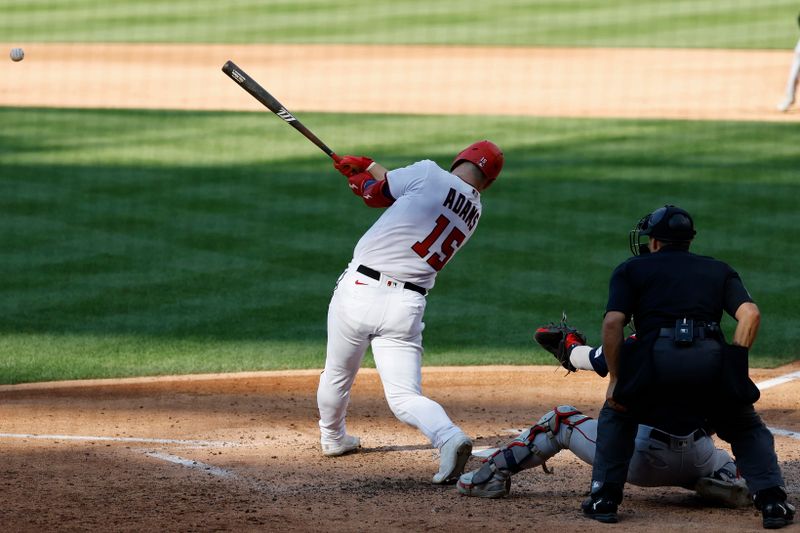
[
  {"left": 0, "top": 0, "right": 798, "bottom": 48},
  {"left": 0, "top": 107, "right": 798, "bottom": 384}
]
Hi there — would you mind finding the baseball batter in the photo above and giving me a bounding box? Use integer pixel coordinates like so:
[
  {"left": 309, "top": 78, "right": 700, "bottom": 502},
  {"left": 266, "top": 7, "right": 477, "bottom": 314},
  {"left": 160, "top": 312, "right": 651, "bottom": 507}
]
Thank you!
[
  {"left": 317, "top": 141, "right": 504, "bottom": 485},
  {"left": 457, "top": 319, "right": 750, "bottom": 508},
  {"left": 777, "top": 12, "right": 800, "bottom": 112}
]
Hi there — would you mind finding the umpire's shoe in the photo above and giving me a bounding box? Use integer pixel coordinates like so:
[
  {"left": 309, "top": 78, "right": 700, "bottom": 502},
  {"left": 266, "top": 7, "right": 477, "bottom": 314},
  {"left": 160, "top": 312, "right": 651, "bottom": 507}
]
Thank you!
[
  {"left": 432, "top": 432, "right": 472, "bottom": 484},
  {"left": 581, "top": 495, "right": 619, "bottom": 523},
  {"left": 582, "top": 482, "right": 623, "bottom": 523},
  {"left": 755, "top": 487, "right": 795, "bottom": 529}
]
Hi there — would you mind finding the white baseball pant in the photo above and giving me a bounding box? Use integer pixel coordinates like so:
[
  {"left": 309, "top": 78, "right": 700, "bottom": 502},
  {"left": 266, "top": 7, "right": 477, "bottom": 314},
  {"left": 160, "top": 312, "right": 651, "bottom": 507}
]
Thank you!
[{"left": 317, "top": 267, "right": 464, "bottom": 449}]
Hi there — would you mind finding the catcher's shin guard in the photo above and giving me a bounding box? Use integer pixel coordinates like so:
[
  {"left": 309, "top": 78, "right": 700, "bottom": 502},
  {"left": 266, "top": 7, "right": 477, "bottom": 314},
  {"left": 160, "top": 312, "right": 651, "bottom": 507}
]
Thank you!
[{"left": 471, "top": 406, "right": 591, "bottom": 488}]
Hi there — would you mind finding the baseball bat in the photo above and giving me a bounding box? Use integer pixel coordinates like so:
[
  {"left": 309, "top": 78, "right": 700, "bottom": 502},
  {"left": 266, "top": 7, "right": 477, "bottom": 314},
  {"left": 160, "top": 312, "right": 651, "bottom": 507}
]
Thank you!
[{"left": 221, "top": 60, "right": 341, "bottom": 163}]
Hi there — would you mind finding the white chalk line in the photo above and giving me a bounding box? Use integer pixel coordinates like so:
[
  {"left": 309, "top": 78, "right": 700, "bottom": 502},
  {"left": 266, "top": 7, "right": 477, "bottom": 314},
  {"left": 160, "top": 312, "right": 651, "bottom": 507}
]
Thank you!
[
  {"left": 756, "top": 370, "right": 800, "bottom": 391},
  {"left": 144, "top": 451, "right": 236, "bottom": 479},
  {"left": 767, "top": 427, "right": 800, "bottom": 440},
  {"left": 1, "top": 433, "right": 245, "bottom": 483},
  {"left": 0, "top": 433, "right": 238, "bottom": 447},
  {"left": 472, "top": 447, "right": 499, "bottom": 458},
  {"left": 756, "top": 370, "right": 800, "bottom": 440}
]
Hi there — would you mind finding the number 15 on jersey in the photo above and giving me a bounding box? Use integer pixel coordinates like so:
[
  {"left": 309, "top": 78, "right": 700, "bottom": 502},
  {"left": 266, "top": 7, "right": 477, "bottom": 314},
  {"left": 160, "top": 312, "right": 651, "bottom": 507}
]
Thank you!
[{"left": 411, "top": 215, "right": 466, "bottom": 271}]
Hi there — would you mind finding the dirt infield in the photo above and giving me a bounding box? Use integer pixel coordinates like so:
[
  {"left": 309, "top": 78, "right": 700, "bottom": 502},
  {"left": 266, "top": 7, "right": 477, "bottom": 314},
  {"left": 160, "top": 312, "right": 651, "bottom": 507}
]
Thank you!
[
  {"left": 0, "top": 43, "right": 798, "bottom": 121},
  {"left": 1, "top": 364, "right": 798, "bottom": 531}
]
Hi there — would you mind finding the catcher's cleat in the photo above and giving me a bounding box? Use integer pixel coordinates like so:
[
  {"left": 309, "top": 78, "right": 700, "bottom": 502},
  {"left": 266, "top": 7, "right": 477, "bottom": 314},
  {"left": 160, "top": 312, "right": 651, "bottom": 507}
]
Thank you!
[
  {"left": 534, "top": 312, "right": 587, "bottom": 372},
  {"left": 693, "top": 463, "right": 751, "bottom": 508},
  {"left": 321, "top": 434, "right": 361, "bottom": 457},
  {"left": 432, "top": 432, "right": 473, "bottom": 484},
  {"left": 457, "top": 468, "right": 511, "bottom": 498}
]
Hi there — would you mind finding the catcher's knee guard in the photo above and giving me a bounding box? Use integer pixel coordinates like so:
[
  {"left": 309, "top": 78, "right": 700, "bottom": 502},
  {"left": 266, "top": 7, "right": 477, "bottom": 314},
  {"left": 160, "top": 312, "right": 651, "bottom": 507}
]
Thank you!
[{"left": 472, "top": 406, "right": 590, "bottom": 485}]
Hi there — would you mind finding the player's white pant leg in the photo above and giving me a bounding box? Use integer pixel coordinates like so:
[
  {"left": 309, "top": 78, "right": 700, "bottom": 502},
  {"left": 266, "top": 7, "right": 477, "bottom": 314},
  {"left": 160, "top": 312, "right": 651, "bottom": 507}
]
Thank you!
[
  {"left": 786, "top": 53, "right": 800, "bottom": 100},
  {"left": 779, "top": 44, "right": 800, "bottom": 110},
  {"left": 317, "top": 272, "right": 374, "bottom": 443},
  {"left": 627, "top": 425, "right": 718, "bottom": 489},
  {"left": 372, "top": 291, "right": 462, "bottom": 449}
]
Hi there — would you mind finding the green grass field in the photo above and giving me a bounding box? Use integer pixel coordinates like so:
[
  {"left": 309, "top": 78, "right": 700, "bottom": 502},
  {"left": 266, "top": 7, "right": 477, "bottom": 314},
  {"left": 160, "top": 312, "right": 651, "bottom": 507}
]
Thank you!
[
  {"left": 1, "top": 0, "right": 798, "bottom": 48},
  {"left": 1, "top": 107, "right": 798, "bottom": 384},
  {"left": 2, "top": 1, "right": 798, "bottom": 383}
]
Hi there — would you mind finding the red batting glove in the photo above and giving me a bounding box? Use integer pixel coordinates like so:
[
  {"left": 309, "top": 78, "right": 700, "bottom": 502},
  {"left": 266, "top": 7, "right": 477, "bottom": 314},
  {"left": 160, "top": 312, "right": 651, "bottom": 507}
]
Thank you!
[
  {"left": 334, "top": 155, "right": 374, "bottom": 177},
  {"left": 347, "top": 171, "right": 375, "bottom": 196}
]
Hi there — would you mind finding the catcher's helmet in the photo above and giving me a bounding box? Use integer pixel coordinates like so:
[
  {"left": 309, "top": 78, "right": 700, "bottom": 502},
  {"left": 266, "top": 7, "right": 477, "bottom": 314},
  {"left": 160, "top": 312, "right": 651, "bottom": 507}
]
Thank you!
[
  {"left": 451, "top": 140, "right": 504, "bottom": 185},
  {"left": 629, "top": 205, "right": 696, "bottom": 255}
]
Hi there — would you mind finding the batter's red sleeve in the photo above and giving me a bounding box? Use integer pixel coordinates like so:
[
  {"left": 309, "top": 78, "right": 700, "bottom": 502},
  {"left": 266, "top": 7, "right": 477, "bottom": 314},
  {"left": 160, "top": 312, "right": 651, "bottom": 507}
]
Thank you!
[{"left": 362, "top": 179, "right": 394, "bottom": 208}]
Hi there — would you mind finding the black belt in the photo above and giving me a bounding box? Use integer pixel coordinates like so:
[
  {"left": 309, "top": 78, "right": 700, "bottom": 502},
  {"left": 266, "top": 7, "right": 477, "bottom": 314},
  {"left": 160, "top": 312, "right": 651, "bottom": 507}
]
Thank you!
[
  {"left": 356, "top": 265, "right": 427, "bottom": 296},
  {"left": 658, "top": 326, "right": 718, "bottom": 340},
  {"left": 649, "top": 427, "right": 705, "bottom": 445}
]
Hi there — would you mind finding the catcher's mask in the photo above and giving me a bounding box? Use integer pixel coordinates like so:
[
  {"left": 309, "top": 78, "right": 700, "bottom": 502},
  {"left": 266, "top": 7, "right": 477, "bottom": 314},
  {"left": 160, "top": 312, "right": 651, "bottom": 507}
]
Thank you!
[
  {"left": 629, "top": 205, "right": 696, "bottom": 256},
  {"left": 451, "top": 140, "right": 504, "bottom": 187}
]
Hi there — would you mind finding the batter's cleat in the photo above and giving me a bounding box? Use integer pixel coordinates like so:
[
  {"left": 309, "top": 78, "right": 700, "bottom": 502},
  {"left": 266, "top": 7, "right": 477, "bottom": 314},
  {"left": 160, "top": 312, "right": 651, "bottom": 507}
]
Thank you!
[
  {"left": 456, "top": 468, "right": 511, "bottom": 498},
  {"left": 693, "top": 466, "right": 751, "bottom": 508},
  {"left": 432, "top": 433, "right": 473, "bottom": 485},
  {"left": 755, "top": 487, "right": 795, "bottom": 529},
  {"left": 321, "top": 434, "right": 361, "bottom": 457},
  {"left": 582, "top": 495, "right": 619, "bottom": 524}
]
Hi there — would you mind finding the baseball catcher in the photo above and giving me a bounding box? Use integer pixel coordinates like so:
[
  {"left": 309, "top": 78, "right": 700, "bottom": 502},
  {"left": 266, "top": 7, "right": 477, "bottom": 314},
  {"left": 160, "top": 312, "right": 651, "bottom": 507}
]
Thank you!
[{"left": 457, "top": 315, "right": 751, "bottom": 509}]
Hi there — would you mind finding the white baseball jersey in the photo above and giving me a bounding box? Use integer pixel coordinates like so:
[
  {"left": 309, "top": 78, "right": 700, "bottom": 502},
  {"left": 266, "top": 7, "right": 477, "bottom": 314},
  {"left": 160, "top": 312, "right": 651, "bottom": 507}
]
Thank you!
[{"left": 348, "top": 159, "right": 482, "bottom": 289}]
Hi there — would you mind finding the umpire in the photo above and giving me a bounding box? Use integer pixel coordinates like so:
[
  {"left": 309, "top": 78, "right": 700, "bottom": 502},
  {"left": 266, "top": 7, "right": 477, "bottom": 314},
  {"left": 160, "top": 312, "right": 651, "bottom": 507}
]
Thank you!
[{"left": 584, "top": 205, "right": 794, "bottom": 529}]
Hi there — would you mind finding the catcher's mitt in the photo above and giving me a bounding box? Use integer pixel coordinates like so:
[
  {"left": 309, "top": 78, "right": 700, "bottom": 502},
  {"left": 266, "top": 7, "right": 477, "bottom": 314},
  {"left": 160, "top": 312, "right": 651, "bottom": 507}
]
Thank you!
[{"left": 534, "top": 313, "right": 587, "bottom": 372}]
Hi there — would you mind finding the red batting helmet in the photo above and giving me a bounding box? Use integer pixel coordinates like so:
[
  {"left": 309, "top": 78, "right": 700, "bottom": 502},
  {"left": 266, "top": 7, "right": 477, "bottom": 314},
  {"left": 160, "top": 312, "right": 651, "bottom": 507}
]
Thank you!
[{"left": 450, "top": 140, "right": 504, "bottom": 184}]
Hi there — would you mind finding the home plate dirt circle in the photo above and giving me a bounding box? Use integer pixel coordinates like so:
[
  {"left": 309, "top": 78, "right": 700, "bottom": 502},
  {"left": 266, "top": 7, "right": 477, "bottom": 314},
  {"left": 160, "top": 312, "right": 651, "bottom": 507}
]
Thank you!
[{"left": 1, "top": 364, "right": 798, "bottom": 531}]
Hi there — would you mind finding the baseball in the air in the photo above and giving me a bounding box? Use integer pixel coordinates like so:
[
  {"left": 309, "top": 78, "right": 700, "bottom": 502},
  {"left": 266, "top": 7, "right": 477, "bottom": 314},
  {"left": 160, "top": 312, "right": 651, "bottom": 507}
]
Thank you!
[{"left": 10, "top": 47, "right": 25, "bottom": 62}]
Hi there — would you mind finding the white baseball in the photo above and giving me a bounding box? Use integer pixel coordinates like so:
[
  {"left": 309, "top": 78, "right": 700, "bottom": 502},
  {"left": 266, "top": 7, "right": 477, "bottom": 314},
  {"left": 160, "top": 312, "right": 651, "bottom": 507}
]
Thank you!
[{"left": 10, "top": 48, "right": 24, "bottom": 62}]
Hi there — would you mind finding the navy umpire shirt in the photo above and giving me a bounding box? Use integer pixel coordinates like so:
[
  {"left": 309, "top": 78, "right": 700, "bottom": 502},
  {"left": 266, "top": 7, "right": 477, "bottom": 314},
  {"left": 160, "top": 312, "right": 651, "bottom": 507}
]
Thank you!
[{"left": 605, "top": 248, "right": 753, "bottom": 335}]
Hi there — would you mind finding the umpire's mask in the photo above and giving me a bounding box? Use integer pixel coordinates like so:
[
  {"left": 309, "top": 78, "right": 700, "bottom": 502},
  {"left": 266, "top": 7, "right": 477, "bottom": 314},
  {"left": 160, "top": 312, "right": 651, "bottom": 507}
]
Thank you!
[{"left": 629, "top": 205, "right": 696, "bottom": 255}]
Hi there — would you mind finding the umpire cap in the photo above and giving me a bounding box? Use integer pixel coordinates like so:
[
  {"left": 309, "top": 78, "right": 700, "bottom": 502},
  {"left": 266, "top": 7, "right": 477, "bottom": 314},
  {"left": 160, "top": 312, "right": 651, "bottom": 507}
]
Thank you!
[{"left": 629, "top": 205, "right": 696, "bottom": 255}]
